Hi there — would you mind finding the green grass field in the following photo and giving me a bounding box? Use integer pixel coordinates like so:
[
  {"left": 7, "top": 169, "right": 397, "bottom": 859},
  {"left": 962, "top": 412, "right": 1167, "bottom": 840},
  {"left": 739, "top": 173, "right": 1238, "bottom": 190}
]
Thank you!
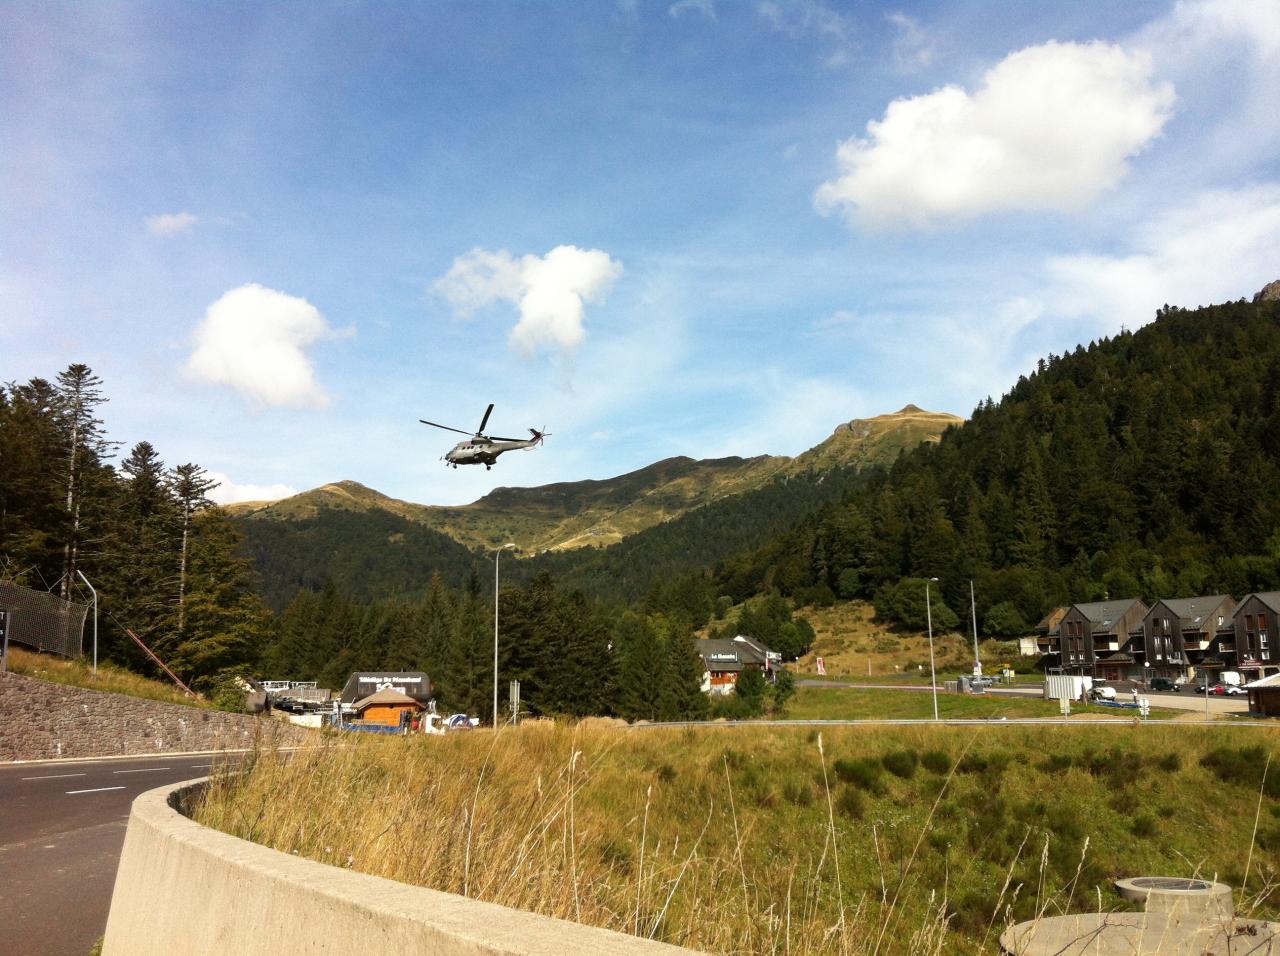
[
  {"left": 782, "top": 685, "right": 1152, "bottom": 720},
  {"left": 197, "top": 721, "right": 1280, "bottom": 955}
]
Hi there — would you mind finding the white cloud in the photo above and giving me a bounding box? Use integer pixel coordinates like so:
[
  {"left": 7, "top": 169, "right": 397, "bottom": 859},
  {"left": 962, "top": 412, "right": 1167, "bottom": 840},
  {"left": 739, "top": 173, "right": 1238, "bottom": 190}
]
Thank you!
[
  {"left": 187, "top": 283, "right": 343, "bottom": 408},
  {"left": 206, "top": 471, "right": 298, "bottom": 506},
  {"left": 758, "top": 0, "right": 856, "bottom": 67},
  {"left": 886, "top": 11, "right": 934, "bottom": 72},
  {"left": 1043, "top": 184, "right": 1280, "bottom": 329},
  {"left": 669, "top": 0, "right": 715, "bottom": 21},
  {"left": 145, "top": 212, "right": 199, "bottom": 236},
  {"left": 434, "top": 245, "right": 623, "bottom": 357},
  {"left": 816, "top": 40, "right": 1175, "bottom": 229}
]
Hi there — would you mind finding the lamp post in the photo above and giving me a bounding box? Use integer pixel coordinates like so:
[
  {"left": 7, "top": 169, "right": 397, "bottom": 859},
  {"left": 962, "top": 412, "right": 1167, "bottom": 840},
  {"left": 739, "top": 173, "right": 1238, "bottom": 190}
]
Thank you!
[
  {"left": 926, "top": 577, "right": 940, "bottom": 721},
  {"left": 76, "top": 570, "right": 98, "bottom": 674},
  {"left": 492, "top": 543, "right": 516, "bottom": 728},
  {"left": 969, "top": 579, "right": 980, "bottom": 677}
]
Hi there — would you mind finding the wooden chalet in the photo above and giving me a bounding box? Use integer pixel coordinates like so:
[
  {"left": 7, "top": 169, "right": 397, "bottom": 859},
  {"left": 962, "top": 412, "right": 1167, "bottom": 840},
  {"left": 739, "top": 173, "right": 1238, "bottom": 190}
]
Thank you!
[
  {"left": 352, "top": 687, "right": 424, "bottom": 727},
  {"left": 1233, "top": 593, "right": 1280, "bottom": 682},
  {"left": 1142, "top": 595, "right": 1236, "bottom": 682},
  {"left": 1058, "top": 599, "right": 1148, "bottom": 680},
  {"left": 1034, "top": 607, "right": 1067, "bottom": 658},
  {"left": 696, "top": 636, "right": 777, "bottom": 696}
]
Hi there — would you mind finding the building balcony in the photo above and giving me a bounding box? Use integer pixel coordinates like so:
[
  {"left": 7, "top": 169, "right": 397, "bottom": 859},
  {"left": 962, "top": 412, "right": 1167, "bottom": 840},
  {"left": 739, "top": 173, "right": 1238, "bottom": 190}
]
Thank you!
[{"left": 1095, "top": 640, "right": 1120, "bottom": 652}]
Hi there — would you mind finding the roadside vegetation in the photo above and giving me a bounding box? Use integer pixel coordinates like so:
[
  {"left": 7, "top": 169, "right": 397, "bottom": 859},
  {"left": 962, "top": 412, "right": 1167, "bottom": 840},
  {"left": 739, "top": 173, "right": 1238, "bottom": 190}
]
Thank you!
[
  {"left": 5, "top": 646, "right": 212, "bottom": 709},
  {"left": 197, "top": 723, "right": 1280, "bottom": 955},
  {"left": 781, "top": 686, "right": 1179, "bottom": 721}
]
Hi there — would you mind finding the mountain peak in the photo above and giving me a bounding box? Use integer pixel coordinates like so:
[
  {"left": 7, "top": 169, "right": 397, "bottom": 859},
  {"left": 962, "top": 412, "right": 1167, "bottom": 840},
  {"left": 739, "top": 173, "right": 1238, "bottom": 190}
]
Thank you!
[
  {"left": 1255, "top": 279, "right": 1280, "bottom": 303},
  {"left": 896, "top": 403, "right": 925, "bottom": 414}
]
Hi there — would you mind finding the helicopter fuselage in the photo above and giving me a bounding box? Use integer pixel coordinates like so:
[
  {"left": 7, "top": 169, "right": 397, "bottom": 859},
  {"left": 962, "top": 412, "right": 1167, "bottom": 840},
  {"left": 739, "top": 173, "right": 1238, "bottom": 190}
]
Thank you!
[{"left": 444, "top": 433, "right": 542, "bottom": 469}]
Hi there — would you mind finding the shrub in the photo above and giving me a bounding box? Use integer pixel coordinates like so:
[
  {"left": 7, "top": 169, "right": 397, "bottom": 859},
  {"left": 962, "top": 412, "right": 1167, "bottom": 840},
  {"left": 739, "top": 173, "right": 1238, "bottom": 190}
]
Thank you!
[
  {"left": 1154, "top": 752, "right": 1182, "bottom": 773},
  {"left": 783, "top": 778, "right": 814, "bottom": 807},
  {"left": 922, "top": 750, "right": 952, "bottom": 775},
  {"left": 832, "top": 757, "right": 887, "bottom": 794},
  {"left": 1039, "top": 752, "right": 1075, "bottom": 774},
  {"left": 882, "top": 749, "right": 919, "bottom": 780},
  {"left": 1201, "top": 746, "right": 1280, "bottom": 796},
  {"left": 836, "top": 785, "right": 866, "bottom": 819},
  {"left": 1131, "top": 813, "right": 1157, "bottom": 838}
]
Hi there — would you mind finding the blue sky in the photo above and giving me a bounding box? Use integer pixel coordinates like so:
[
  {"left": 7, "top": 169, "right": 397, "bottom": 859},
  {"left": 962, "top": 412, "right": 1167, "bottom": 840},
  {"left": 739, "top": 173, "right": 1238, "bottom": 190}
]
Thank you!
[{"left": 3, "top": 0, "right": 1279, "bottom": 506}]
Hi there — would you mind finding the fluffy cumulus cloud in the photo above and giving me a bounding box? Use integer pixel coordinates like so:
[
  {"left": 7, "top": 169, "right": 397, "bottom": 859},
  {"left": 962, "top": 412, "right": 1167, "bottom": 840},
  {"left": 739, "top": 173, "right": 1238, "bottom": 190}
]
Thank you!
[
  {"left": 206, "top": 472, "right": 298, "bottom": 506},
  {"left": 145, "top": 211, "right": 199, "bottom": 236},
  {"left": 434, "top": 245, "right": 623, "bottom": 357},
  {"left": 187, "top": 283, "right": 341, "bottom": 408},
  {"left": 816, "top": 40, "right": 1175, "bottom": 228}
]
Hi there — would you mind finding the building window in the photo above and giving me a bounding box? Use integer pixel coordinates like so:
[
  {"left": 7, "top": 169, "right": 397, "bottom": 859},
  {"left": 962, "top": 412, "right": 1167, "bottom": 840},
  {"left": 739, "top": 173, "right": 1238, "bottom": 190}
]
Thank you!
[{"left": 1246, "top": 614, "right": 1255, "bottom": 632}]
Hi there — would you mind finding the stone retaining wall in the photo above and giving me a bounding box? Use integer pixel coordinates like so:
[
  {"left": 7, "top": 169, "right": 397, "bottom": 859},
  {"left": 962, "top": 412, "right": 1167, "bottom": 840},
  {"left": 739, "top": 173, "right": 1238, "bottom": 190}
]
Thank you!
[
  {"left": 0, "top": 671, "right": 310, "bottom": 760},
  {"left": 103, "top": 779, "right": 703, "bottom": 956}
]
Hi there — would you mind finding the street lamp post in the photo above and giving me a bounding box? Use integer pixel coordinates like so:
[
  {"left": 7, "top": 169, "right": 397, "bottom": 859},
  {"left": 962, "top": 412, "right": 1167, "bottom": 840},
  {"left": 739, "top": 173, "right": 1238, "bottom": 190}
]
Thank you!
[
  {"left": 492, "top": 543, "right": 516, "bottom": 729},
  {"left": 76, "top": 570, "right": 98, "bottom": 674},
  {"left": 926, "top": 577, "right": 940, "bottom": 721},
  {"left": 969, "top": 579, "right": 980, "bottom": 677}
]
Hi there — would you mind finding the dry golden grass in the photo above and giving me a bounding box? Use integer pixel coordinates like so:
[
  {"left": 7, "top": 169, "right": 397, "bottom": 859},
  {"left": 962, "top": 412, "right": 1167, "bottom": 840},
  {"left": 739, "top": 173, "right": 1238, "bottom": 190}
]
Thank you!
[
  {"left": 197, "top": 722, "right": 1280, "bottom": 955},
  {"left": 5, "top": 646, "right": 209, "bottom": 708},
  {"left": 794, "top": 602, "right": 980, "bottom": 680}
]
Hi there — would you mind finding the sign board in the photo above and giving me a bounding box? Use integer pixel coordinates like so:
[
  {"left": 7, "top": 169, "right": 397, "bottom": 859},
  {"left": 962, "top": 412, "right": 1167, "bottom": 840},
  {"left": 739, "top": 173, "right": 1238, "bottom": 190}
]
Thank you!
[
  {"left": 708, "top": 653, "right": 739, "bottom": 663},
  {"left": 0, "top": 609, "right": 7, "bottom": 643},
  {"left": 816, "top": 656, "right": 826, "bottom": 676}
]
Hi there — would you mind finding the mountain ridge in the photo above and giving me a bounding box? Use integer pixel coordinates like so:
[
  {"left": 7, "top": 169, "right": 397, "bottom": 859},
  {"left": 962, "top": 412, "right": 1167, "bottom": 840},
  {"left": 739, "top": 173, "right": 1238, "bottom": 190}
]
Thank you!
[{"left": 229, "top": 405, "right": 961, "bottom": 554}]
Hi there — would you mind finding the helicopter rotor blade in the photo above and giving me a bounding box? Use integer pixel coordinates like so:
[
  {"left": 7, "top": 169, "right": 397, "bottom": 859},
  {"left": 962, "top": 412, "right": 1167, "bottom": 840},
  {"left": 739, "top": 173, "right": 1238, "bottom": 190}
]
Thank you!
[
  {"left": 477, "top": 403, "right": 494, "bottom": 435},
  {"left": 419, "top": 419, "right": 475, "bottom": 437},
  {"left": 486, "top": 434, "right": 526, "bottom": 442}
]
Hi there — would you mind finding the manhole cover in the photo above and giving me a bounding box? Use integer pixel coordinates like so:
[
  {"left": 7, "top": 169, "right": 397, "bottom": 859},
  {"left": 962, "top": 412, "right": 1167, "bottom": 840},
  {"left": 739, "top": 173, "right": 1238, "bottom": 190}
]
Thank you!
[{"left": 1129, "top": 877, "right": 1212, "bottom": 892}]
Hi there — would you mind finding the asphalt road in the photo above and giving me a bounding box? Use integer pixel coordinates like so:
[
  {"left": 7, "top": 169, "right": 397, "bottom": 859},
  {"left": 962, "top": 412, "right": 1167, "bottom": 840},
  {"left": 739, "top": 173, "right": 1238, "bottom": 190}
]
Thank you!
[{"left": 0, "top": 752, "right": 234, "bottom": 956}]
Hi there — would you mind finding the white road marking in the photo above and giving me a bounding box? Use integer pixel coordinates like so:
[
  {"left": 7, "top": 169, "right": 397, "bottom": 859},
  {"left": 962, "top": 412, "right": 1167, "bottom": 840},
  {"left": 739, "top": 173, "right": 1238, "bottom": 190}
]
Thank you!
[
  {"left": 66, "top": 786, "right": 126, "bottom": 795},
  {"left": 189, "top": 764, "right": 211, "bottom": 769},
  {"left": 21, "top": 773, "right": 87, "bottom": 781},
  {"left": 112, "top": 767, "right": 171, "bottom": 774}
]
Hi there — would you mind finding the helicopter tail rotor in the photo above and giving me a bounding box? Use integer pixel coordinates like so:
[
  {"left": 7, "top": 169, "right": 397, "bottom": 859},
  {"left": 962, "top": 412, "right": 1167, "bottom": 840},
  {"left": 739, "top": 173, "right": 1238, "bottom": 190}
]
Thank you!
[{"left": 530, "top": 427, "right": 549, "bottom": 445}]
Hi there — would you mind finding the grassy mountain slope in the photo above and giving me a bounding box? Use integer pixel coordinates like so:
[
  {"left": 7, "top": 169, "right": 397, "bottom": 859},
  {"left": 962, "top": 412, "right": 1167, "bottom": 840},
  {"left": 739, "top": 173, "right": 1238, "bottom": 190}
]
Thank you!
[{"left": 233, "top": 405, "right": 959, "bottom": 555}]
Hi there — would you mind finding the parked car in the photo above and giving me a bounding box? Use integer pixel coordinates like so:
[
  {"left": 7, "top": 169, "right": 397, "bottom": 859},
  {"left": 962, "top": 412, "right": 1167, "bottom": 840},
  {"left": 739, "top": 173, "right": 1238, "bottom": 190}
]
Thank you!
[
  {"left": 1149, "top": 677, "right": 1180, "bottom": 693},
  {"left": 970, "top": 675, "right": 999, "bottom": 688},
  {"left": 1194, "top": 683, "right": 1246, "bottom": 696},
  {"left": 1090, "top": 685, "right": 1118, "bottom": 701}
]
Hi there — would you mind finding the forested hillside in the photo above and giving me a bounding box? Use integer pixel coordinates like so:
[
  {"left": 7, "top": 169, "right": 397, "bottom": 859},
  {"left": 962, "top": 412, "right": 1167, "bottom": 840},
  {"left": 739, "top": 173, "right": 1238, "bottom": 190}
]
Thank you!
[
  {"left": 716, "top": 296, "right": 1280, "bottom": 633},
  {"left": 0, "top": 366, "right": 269, "bottom": 690}
]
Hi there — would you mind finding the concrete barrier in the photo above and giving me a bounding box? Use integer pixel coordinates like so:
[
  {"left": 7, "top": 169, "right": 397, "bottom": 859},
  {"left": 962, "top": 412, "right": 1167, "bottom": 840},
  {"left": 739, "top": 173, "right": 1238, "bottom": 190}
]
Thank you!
[{"left": 103, "top": 778, "right": 704, "bottom": 956}]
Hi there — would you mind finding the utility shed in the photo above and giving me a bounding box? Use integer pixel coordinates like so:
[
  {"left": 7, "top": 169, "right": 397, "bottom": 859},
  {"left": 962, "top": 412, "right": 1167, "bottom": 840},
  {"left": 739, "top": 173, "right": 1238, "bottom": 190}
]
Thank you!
[
  {"left": 1243, "top": 672, "right": 1280, "bottom": 717},
  {"left": 352, "top": 688, "right": 424, "bottom": 727}
]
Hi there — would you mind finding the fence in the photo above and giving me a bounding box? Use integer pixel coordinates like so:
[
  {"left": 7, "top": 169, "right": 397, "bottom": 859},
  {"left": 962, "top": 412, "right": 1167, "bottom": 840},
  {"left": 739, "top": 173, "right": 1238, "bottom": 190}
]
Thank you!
[{"left": 0, "top": 582, "right": 88, "bottom": 659}]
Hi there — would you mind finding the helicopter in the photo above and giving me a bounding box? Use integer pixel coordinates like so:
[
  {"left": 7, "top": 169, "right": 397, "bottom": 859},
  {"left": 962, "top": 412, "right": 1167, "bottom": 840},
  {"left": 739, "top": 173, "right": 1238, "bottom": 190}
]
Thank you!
[{"left": 419, "top": 404, "right": 547, "bottom": 470}]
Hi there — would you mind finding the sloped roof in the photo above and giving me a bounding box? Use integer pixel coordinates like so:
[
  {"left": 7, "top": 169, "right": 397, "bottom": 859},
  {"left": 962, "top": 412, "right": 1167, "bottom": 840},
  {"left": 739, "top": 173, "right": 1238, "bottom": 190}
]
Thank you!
[
  {"left": 1153, "top": 595, "right": 1233, "bottom": 627},
  {"left": 696, "top": 637, "right": 772, "bottom": 671},
  {"left": 1239, "top": 593, "right": 1280, "bottom": 615},
  {"left": 1036, "top": 607, "right": 1067, "bottom": 634},
  {"left": 353, "top": 688, "right": 423, "bottom": 711},
  {"left": 1242, "top": 672, "right": 1280, "bottom": 689},
  {"left": 1073, "top": 599, "right": 1145, "bottom": 631}
]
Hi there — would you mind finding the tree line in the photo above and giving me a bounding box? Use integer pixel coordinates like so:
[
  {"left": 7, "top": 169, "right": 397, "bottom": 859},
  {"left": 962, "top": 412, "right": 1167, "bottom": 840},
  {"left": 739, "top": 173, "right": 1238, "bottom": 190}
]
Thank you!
[
  {"left": 714, "top": 297, "right": 1280, "bottom": 633},
  {"left": 0, "top": 365, "right": 269, "bottom": 689},
  {"left": 265, "top": 571, "right": 710, "bottom": 720}
]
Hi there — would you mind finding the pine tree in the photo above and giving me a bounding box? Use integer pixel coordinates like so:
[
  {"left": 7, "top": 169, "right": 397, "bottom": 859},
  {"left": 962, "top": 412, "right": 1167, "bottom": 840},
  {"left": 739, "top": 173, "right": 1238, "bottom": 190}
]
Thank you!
[
  {"left": 54, "top": 365, "right": 110, "bottom": 597},
  {"left": 169, "top": 463, "right": 217, "bottom": 632}
]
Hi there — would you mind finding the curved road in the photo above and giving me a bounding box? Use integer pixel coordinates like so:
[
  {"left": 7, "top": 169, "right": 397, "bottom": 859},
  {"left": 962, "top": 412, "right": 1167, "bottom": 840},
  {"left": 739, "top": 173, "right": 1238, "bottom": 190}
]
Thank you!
[{"left": 0, "top": 752, "right": 237, "bottom": 956}]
